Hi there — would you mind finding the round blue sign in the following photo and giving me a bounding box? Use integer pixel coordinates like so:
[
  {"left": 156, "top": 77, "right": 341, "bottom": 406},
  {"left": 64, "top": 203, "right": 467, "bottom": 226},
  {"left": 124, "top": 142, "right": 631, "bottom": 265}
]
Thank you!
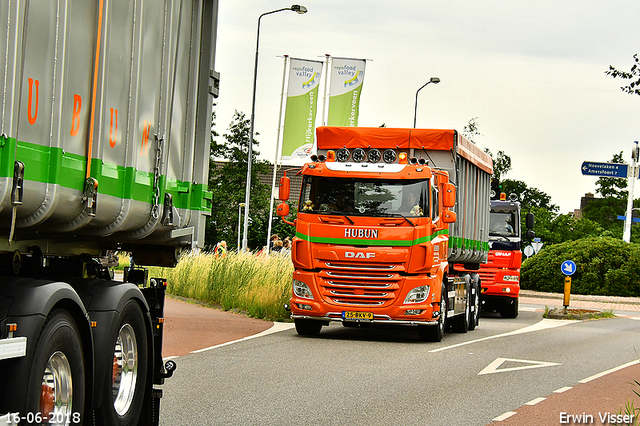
[{"left": 561, "top": 260, "right": 576, "bottom": 276}]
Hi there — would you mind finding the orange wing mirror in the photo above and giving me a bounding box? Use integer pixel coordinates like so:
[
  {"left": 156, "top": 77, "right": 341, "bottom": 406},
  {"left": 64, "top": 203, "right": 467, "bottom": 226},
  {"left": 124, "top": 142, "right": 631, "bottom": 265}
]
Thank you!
[
  {"left": 279, "top": 176, "right": 290, "bottom": 201},
  {"left": 442, "top": 209, "right": 457, "bottom": 223},
  {"left": 442, "top": 183, "right": 456, "bottom": 208}
]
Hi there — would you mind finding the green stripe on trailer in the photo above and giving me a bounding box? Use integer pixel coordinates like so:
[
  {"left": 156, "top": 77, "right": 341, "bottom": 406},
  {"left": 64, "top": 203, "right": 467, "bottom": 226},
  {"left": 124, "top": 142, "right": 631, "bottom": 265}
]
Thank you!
[{"left": 0, "top": 135, "right": 211, "bottom": 213}]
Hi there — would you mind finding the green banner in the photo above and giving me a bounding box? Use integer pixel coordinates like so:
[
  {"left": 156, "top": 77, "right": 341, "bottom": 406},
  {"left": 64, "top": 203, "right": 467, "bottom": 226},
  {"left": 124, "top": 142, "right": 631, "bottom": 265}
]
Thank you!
[
  {"left": 327, "top": 58, "right": 366, "bottom": 127},
  {"left": 281, "top": 58, "right": 323, "bottom": 161}
]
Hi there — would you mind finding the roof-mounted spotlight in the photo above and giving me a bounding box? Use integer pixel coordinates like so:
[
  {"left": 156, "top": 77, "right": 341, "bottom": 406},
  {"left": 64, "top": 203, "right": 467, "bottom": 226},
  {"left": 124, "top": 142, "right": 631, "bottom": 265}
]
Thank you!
[
  {"left": 367, "top": 148, "right": 381, "bottom": 163},
  {"left": 409, "top": 157, "right": 418, "bottom": 165},
  {"left": 352, "top": 148, "right": 366, "bottom": 162},
  {"left": 383, "top": 149, "right": 397, "bottom": 164},
  {"left": 336, "top": 148, "right": 350, "bottom": 162}
]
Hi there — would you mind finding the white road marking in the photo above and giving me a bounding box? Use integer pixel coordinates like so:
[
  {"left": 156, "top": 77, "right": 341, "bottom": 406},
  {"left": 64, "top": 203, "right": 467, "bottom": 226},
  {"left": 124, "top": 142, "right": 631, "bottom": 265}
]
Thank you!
[
  {"left": 430, "top": 318, "right": 576, "bottom": 353},
  {"left": 578, "top": 359, "right": 640, "bottom": 383},
  {"left": 525, "top": 397, "right": 546, "bottom": 405},
  {"left": 553, "top": 386, "right": 573, "bottom": 393},
  {"left": 493, "top": 411, "right": 517, "bottom": 421},
  {"left": 479, "top": 357, "right": 561, "bottom": 375},
  {"left": 190, "top": 322, "right": 296, "bottom": 354}
]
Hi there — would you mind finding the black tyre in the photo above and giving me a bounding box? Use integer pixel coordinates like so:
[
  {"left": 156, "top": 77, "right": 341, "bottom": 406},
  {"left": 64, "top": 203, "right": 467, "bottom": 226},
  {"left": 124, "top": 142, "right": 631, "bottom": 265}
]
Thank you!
[
  {"left": 25, "top": 310, "right": 85, "bottom": 425},
  {"left": 500, "top": 297, "right": 519, "bottom": 319},
  {"left": 452, "top": 286, "right": 470, "bottom": 333},
  {"left": 97, "top": 301, "right": 148, "bottom": 426},
  {"left": 418, "top": 284, "right": 447, "bottom": 342},
  {"left": 468, "top": 278, "right": 480, "bottom": 331},
  {"left": 294, "top": 319, "right": 323, "bottom": 336}
]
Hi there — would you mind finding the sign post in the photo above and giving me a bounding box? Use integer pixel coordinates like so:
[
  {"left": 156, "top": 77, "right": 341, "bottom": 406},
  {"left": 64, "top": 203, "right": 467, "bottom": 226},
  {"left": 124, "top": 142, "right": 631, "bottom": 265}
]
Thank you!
[{"left": 561, "top": 260, "right": 576, "bottom": 314}]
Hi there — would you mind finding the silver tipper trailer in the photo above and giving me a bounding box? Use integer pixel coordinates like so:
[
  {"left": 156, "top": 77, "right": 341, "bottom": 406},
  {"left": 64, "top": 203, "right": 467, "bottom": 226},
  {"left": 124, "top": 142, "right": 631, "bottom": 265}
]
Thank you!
[{"left": 0, "top": 1, "right": 219, "bottom": 424}]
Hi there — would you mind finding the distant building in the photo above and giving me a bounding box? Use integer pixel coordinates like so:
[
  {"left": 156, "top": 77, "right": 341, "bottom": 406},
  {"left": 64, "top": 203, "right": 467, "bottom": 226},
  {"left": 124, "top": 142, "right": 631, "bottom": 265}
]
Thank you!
[
  {"left": 212, "top": 160, "right": 304, "bottom": 206},
  {"left": 574, "top": 192, "right": 597, "bottom": 218}
]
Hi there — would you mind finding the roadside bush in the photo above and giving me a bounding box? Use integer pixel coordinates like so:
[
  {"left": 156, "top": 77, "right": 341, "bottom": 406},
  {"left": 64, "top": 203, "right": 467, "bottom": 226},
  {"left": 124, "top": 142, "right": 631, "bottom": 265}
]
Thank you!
[{"left": 521, "top": 237, "right": 640, "bottom": 296}]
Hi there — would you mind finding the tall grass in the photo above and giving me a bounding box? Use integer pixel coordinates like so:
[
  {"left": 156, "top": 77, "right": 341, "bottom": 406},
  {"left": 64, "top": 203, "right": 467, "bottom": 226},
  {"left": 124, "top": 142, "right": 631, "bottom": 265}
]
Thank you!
[{"left": 147, "top": 251, "right": 294, "bottom": 322}]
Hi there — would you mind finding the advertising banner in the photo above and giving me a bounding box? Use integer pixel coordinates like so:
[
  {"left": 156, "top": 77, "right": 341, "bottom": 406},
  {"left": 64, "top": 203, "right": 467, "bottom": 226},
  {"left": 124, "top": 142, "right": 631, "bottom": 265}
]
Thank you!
[
  {"left": 281, "top": 58, "right": 323, "bottom": 161},
  {"left": 327, "top": 58, "right": 366, "bottom": 127}
]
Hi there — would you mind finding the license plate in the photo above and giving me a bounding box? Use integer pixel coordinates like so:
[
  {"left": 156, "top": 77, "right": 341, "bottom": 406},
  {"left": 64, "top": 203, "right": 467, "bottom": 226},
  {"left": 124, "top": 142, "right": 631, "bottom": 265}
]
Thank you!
[{"left": 342, "top": 311, "right": 373, "bottom": 321}]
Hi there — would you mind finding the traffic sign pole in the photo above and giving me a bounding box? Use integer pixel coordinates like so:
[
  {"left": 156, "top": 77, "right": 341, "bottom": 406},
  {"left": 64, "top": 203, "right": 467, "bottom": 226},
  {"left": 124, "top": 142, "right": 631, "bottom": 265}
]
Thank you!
[
  {"left": 623, "top": 141, "right": 639, "bottom": 243},
  {"left": 563, "top": 276, "right": 571, "bottom": 313}
]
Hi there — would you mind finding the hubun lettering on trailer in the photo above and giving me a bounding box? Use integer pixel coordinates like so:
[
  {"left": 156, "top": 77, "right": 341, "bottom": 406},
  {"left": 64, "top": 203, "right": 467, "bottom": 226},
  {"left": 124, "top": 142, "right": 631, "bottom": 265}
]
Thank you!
[{"left": 344, "top": 228, "right": 378, "bottom": 239}]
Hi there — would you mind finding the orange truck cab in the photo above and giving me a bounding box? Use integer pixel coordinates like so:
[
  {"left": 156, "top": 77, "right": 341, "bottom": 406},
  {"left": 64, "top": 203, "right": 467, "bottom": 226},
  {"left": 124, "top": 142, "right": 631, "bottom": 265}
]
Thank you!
[
  {"left": 470, "top": 195, "right": 534, "bottom": 318},
  {"left": 277, "top": 127, "right": 493, "bottom": 342}
]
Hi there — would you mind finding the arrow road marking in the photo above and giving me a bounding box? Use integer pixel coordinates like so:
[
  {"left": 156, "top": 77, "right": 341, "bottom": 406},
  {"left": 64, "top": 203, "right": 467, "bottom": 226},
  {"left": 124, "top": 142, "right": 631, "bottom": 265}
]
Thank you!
[
  {"left": 479, "top": 358, "right": 561, "bottom": 375},
  {"left": 430, "top": 318, "right": 576, "bottom": 353}
]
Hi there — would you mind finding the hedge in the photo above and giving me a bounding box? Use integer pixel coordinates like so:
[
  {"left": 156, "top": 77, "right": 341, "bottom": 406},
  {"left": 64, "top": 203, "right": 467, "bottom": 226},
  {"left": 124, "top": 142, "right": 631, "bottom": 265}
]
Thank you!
[{"left": 521, "top": 237, "right": 640, "bottom": 297}]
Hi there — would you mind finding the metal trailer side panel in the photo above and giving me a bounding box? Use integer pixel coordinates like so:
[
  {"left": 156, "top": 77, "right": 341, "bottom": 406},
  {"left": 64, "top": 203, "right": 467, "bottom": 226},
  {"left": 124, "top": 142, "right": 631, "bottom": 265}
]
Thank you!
[
  {"left": 0, "top": 0, "right": 216, "bottom": 256},
  {"left": 419, "top": 134, "right": 491, "bottom": 266}
]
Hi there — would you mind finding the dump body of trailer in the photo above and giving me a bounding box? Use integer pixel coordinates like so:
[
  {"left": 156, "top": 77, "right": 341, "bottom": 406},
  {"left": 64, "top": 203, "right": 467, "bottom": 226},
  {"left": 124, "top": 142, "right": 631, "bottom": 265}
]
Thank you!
[
  {"left": 0, "top": 1, "right": 219, "bottom": 424},
  {"left": 279, "top": 127, "right": 492, "bottom": 341}
]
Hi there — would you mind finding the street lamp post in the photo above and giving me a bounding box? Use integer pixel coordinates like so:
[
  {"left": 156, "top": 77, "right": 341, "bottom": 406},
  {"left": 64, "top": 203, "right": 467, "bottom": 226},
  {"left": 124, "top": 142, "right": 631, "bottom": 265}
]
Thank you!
[
  {"left": 237, "top": 203, "right": 245, "bottom": 249},
  {"left": 413, "top": 77, "right": 440, "bottom": 128},
  {"left": 241, "top": 5, "right": 307, "bottom": 251}
]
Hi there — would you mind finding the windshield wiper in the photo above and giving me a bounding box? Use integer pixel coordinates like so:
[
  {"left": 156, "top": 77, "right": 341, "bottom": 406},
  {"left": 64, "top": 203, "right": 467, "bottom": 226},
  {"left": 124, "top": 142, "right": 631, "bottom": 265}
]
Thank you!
[
  {"left": 392, "top": 213, "right": 415, "bottom": 227},
  {"left": 328, "top": 210, "right": 355, "bottom": 224}
]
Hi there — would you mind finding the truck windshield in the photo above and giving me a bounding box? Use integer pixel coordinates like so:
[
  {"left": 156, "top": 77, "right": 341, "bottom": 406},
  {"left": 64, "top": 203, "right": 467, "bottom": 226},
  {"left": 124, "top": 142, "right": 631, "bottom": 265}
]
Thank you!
[
  {"left": 489, "top": 211, "right": 518, "bottom": 238},
  {"left": 298, "top": 176, "right": 429, "bottom": 218}
]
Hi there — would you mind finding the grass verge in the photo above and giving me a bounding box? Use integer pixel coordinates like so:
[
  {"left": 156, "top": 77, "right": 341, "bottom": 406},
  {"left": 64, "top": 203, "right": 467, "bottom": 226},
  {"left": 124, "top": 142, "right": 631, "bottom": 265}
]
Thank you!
[{"left": 146, "top": 251, "right": 294, "bottom": 322}]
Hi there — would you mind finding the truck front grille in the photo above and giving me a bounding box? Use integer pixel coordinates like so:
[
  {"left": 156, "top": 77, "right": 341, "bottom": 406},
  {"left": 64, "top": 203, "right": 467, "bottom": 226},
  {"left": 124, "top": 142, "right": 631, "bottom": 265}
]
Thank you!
[{"left": 318, "top": 261, "right": 402, "bottom": 307}]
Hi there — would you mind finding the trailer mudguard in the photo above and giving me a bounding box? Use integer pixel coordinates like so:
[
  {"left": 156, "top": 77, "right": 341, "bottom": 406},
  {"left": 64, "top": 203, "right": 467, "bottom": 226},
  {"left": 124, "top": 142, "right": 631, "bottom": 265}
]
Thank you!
[
  {"left": 0, "top": 277, "right": 92, "bottom": 416},
  {"left": 65, "top": 279, "right": 153, "bottom": 410}
]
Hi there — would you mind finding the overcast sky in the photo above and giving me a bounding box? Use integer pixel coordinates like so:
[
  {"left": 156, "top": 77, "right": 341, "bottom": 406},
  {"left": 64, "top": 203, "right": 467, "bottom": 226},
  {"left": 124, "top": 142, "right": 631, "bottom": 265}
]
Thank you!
[{"left": 213, "top": 0, "right": 640, "bottom": 213}]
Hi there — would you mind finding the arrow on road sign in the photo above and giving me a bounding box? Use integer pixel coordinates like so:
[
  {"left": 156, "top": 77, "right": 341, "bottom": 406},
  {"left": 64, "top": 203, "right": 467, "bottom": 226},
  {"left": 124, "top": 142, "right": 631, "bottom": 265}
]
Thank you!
[
  {"left": 561, "top": 260, "right": 576, "bottom": 276},
  {"left": 479, "top": 358, "right": 561, "bottom": 375},
  {"left": 581, "top": 161, "right": 628, "bottom": 178}
]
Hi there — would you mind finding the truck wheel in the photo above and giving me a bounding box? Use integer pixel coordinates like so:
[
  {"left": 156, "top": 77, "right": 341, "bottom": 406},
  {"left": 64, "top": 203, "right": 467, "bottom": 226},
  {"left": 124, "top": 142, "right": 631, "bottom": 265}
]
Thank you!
[
  {"left": 26, "top": 310, "right": 85, "bottom": 424},
  {"left": 418, "top": 284, "right": 447, "bottom": 342},
  {"left": 468, "top": 280, "right": 480, "bottom": 331},
  {"left": 294, "top": 319, "right": 323, "bottom": 336},
  {"left": 97, "top": 300, "right": 148, "bottom": 426},
  {"left": 500, "top": 298, "right": 519, "bottom": 319},
  {"left": 453, "top": 287, "right": 470, "bottom": 333}
]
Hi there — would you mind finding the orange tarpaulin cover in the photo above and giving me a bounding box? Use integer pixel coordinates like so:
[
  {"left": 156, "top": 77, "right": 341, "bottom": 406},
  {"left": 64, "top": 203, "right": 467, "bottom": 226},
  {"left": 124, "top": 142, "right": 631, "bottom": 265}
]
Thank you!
[{"left": 316, "top": 126, "right": 493, "bottom": 174}]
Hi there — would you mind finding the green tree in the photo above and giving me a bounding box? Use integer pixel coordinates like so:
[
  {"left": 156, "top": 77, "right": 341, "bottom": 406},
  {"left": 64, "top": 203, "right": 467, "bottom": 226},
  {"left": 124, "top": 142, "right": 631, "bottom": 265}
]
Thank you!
[
  {"left": 582, "top": 152, "right": 628, "bottom": 231},
  {"left": 206, "top": 110, "right": 271, "bottom": 250},
  {"left": 462, "top": 117, "right": 482, "bottom": 144},
  {"left": 606, "top": 54, "right": 640, "bottom": 96}
]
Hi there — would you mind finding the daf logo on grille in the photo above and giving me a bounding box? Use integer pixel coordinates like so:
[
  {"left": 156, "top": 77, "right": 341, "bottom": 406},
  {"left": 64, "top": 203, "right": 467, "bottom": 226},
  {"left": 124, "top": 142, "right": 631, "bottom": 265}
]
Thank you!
[{"left": 345, "top": 251, "right": 376, "bottom": 259}]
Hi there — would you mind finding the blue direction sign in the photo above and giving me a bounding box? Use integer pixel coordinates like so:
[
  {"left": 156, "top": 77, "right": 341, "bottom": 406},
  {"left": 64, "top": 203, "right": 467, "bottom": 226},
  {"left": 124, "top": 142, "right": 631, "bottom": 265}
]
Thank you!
[
  {"left": 581, "top": 161, "right": 628, "bottom": 178},
  {"left": 561, "top": 260, "right": 576, "bottom": 276}
]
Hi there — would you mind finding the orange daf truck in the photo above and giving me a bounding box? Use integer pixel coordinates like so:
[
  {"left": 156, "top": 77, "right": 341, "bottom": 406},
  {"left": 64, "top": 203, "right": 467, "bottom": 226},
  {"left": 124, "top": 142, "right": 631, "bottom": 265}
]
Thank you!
[{"left": 277, "top": 127, "right": 493, "bottom": 341}]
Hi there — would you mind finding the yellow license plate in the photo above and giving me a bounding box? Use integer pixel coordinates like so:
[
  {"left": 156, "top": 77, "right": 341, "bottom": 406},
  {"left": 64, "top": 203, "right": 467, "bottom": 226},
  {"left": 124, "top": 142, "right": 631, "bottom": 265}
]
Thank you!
[{"left": 343, "top": 311, "right": 373, "bottom": 321}]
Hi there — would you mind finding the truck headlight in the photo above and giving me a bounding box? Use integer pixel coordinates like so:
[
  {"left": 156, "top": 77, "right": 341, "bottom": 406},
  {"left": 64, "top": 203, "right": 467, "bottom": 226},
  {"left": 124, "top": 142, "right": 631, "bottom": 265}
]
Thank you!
[
  {"left": 404, "top": 285, "right": 429, "bottom": 304},
  {"left": 503, "top": 275, "right": 519, "bottom": 282},
  {"left": 293, "top": 279, "right": 314, "bottom": 299}
]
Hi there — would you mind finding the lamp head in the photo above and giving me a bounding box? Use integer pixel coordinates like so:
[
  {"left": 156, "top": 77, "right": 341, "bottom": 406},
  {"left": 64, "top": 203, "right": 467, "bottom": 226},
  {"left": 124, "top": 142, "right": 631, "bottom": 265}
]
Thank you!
[
  {"left": 430, "top": 77, "right": 441, "bottom": 84},
  {"left": 291, "top": 5, "right": 308, "bottom": 13}
]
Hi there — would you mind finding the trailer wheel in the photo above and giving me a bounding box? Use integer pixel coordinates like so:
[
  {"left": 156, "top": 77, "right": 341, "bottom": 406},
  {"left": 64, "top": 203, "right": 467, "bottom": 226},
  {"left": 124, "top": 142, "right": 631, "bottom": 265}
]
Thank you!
[
  {"left": 500, "top": 297, "right": 519, "bottom": 319},
  {"left": 418, "top": 284, "right": 447, "bottom": 342},
  {"left": 453, "top": 287, "right": 470, "bottom": 333},
  {"left": 97, "top": 300, "right": 148, "bottom": 426},
  {"left": 26, "top": 310, "right": 85, "bottom": 424},
  {"left": 294, "top": 319, "right": 323, "bottom": 336},
  {"left": 468, "top": 277, "right": 480, "bottom": 331}
]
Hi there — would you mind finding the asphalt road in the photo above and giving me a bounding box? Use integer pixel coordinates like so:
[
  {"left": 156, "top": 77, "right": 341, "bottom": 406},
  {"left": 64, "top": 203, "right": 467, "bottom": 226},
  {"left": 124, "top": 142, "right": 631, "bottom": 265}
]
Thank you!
[{"left": 158, "top": 298, "right": 640, "bottom": 426}]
